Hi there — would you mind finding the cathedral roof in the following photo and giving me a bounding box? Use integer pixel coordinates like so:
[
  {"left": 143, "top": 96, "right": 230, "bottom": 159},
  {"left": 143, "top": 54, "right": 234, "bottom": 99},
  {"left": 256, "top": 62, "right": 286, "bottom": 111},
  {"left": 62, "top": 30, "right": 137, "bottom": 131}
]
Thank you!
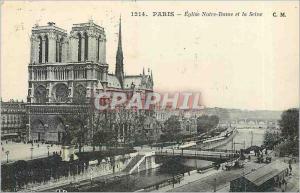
[
  {"left": 107, "top": 73, "right": 153, "bottom": 90},
  {"left": 123, "top": 76, "right": 142, "bottom": 89},
  {"left": 96, "top": 81, "right": 104, "bottom": 90},
  {"left": 107, "top": 74, "right": 122, "bottom": 88},
  {"left": 124, "top": 75, "right": 152, "bottom": 89}
]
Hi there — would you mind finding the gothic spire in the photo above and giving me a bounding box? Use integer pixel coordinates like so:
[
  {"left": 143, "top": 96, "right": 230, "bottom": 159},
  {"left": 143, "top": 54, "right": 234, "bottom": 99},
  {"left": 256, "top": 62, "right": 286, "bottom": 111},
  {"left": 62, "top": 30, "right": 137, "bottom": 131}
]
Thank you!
[
  {"left": 115, "top": 15, "right": 124, "bottom": 88},
  {"left": 116, "top": 15, "right": 123, "bottom": 63}
]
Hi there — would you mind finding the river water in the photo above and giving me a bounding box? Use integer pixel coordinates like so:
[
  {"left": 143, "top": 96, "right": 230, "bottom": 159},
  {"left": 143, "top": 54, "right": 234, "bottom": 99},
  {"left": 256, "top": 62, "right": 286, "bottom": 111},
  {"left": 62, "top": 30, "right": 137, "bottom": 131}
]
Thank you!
[
  {"left": 86, "top": 168, "right": 178, "bottom": 192},
  {"left": 219, "top": 128, "right": 266, "bottom": 150},
  {"left": 84, "top": 128, "right": 266, "bottom": 192}
]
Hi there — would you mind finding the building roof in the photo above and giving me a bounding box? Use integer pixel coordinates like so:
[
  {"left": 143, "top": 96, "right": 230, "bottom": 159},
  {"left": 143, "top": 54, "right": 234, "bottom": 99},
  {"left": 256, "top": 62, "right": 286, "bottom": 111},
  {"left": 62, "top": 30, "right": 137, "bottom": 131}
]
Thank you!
[
  {"left": 107, "top": 74, "right": 122, "bottom": 88},
  {"left": 244, "top": 160, "right": 289, "bottom": 186},
  {"left": 96, "top": 81, "right": 103, "bottom": 90},
  {"left": 123, "top": 76, "right": 143, "bottom": 89},
  {"left": 107, "top": 73, "right": 152, "bottom": 90}
]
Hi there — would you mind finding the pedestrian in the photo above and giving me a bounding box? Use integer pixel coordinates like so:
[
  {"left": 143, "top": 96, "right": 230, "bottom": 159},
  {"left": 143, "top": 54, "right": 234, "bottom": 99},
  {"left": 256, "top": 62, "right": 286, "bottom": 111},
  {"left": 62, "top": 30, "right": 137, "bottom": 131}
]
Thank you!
[
  {"left": 289, "top": 163, "right": 292, "bottom": 175},
  {"left": 279, "top": 180, "right": 282, "bottom": 188},
  {"left": 282, "top": 178, "right": 287, "bottom": 190}
]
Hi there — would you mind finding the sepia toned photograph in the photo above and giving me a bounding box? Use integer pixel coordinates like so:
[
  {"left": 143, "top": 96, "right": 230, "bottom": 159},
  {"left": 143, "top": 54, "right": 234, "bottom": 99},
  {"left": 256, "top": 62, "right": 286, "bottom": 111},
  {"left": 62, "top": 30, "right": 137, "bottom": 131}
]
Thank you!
[{"left": 0, "top": 1, "right": 299, "bottom": 192}]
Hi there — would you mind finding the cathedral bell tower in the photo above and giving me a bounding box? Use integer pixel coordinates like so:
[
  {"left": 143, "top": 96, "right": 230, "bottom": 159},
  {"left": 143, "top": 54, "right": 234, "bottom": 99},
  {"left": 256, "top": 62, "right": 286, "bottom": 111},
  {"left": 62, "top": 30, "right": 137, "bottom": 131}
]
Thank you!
[
  {"left": 115, "top": 17, "right": 124, "bottom": 88},
  {"left": 30, "top": 22, "right": 68, "bottom": 65},
  {"left": 28, "top": 22, "right": 68, "bottom": 103}
]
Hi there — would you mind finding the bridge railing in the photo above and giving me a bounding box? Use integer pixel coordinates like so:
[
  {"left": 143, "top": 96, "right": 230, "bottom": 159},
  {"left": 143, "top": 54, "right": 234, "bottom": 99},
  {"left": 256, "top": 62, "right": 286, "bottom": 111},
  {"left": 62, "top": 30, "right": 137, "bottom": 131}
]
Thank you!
[
  {"left": 155, "top": 151, "right": 239, "bottom": 160},
  {"left": 187, "top": 147, "right": 238, "bottom": 154}
]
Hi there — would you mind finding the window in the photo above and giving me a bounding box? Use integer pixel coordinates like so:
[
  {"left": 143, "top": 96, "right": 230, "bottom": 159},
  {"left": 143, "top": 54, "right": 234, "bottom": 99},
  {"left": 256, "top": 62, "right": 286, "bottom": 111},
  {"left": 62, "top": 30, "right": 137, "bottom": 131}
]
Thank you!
[
  {"left": 59, "top": 38, "right": 63, "bottom": 62},
  {"left": 84, "top": 32, "right": 88, "bottom": 61},
  {"left": 78, "top": 33, "right": 82, "bottom": 62},
  {"left": 38, "top": 36, "right": 43, "bottom": 63},
  {"left": 34, "top": 85, "right": 47, "bottom": 103},
  {"left": 55, "top": 83, "right": 69, "bottom": 102},
  {"left": 56, "top": 39, "right": 58, "bottom": 62},
  {"left": 56, "top": 37, "right": 63, "bottom": 62},
  {"left": 97, "top": 36, "right": 100, "bottom": 61},
  {"left": 73, "top": 84, "right": 86, "bottom": 104},
  {"left": 45, "top": 35, "right": 49, "bottom": 63}
]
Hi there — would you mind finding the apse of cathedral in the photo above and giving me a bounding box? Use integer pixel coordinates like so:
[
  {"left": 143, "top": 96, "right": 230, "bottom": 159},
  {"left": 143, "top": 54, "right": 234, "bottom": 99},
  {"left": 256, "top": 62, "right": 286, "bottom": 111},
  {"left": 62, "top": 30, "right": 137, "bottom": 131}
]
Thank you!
[{"left": 26, "top": 18, "right": 154, "bottom": 143}]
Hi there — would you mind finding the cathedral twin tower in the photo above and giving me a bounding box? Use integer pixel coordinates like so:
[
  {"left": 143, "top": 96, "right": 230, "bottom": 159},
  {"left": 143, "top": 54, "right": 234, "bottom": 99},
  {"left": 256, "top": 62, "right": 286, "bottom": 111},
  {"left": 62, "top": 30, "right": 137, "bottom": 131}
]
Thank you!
[
  {"left": 30, "top": 20, "right": 106, "bottom": 65},
  {"left": 27, "top": 19, "right": 130, "bottom": 104},
  {"left": 27, "top": 18, "right": 153, "bottom": 142}
]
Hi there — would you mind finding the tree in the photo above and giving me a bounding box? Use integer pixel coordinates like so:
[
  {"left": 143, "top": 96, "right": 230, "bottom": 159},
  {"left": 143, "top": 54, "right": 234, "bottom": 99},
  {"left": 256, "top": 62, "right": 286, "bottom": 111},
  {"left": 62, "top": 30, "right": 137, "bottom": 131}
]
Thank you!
[
  {"left": 61, "top": 112, "right": 90, "bottom": 152},
  {"left": 279, "top": 108, "right": 299, "bottom": 140},
  {"left": 276, "top": 108, "right": 299, "bottom": 156},
  {"left": 196, "top": 115, "right": 219, "bottom": 134},
  {"left": 114, "top": 107, "right": 134, "bottom": 145},
  {"left": 161, "top": 115, "right": 181, "bottom": 142},
  {"left": 263, "top": 130, "right": 280, "bottom": 149},
  {"left": 92, "top": 130, "right": 114, "bottom": 150},
  {"left": 92, "top": 110, "right": 113, "bottom": 150}
]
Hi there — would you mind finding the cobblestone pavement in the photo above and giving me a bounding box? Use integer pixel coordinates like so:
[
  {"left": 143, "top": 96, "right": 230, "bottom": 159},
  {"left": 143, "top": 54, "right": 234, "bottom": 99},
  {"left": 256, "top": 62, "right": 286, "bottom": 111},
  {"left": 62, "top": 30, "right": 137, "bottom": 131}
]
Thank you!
[
  {"left": 1, "top": 142, "right": 61, "bottom": 163},
  {"left": 1, "top": 142, "right": 94, "bottom": 163}
]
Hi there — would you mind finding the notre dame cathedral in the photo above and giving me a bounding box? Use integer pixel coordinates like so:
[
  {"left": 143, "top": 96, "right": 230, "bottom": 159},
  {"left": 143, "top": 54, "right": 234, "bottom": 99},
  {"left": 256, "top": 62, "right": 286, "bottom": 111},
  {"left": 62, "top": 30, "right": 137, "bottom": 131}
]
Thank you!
[{"left": 27, "top": 18, "right": 154, "bottom": 143}]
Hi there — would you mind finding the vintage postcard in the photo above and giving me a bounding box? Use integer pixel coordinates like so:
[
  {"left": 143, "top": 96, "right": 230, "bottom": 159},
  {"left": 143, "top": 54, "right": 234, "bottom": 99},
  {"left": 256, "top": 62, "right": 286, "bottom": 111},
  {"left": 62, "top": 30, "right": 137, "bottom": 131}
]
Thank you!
[{"left": 0, "top": 1, "right": 299, "bottom": 192}]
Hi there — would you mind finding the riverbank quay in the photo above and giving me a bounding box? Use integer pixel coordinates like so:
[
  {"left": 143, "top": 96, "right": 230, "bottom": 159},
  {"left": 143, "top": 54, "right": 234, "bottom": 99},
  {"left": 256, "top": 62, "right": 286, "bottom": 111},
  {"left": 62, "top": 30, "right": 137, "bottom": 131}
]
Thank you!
[
  {"left": 32, "top": 170, "right": 127, "bottom": 192},
  {"left": 143, "top": 167, "right": 221, "bottom": 192},
  {"left": 2, "top": 147, "right": 137, "bottom": 192},
  {"left": 162, "top": 154, "right": 299, "bottom": 192},
  {"left": 166, "top": 160, "right": 266, "bottom": 192}
]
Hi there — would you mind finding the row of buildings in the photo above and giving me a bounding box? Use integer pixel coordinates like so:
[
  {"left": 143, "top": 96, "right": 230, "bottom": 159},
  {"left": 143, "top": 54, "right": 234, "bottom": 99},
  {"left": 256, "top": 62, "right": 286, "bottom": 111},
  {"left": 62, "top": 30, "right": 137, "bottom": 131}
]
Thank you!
[
  {"left": 1, "top": 18, "right": 197, "bottom": 144},
  {"left": 1, "top": 100, "right": 27, "bottom": 141},
  {"left": 0, "top": 99, "right": 198, "bottom": 143},
  {"left": 218, "top": 119, "right": 280, "bottom": 130}
]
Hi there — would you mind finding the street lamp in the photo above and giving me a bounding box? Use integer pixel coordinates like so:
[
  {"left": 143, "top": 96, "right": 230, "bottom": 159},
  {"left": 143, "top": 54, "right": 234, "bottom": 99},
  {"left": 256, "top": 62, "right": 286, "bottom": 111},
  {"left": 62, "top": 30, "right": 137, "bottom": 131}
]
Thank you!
[
  {"left": 5, "top": 150, "right": 10, "bottom": 163},
  {"left": 83, "top": 125, "right": 87, "bottom": 152},
  {"left": 47, "top": 145, "right": 50, "bottom": 157},
  {"left": 30, "top": 147, "right": 34, "bottom": 160},
  {"left": 213, "top": 178, "right": 217, "bottom": 192},
  {"left": 26, "top": 123, "right": 30, "bottom": 143}
]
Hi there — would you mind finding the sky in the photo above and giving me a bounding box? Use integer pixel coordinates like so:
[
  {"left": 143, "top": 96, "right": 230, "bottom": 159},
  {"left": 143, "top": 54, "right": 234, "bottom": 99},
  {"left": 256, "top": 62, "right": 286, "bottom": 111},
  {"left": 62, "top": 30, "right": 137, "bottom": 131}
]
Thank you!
[{"left": 1, "top": 1, "right": 299, "bottom": 111}]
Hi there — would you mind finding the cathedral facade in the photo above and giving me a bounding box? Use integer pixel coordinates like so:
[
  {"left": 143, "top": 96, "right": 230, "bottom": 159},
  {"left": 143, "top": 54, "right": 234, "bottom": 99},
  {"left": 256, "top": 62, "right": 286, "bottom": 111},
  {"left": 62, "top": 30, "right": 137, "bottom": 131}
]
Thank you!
[{"left": 27, "top": 19, "right": 154, "bottom": 143}]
